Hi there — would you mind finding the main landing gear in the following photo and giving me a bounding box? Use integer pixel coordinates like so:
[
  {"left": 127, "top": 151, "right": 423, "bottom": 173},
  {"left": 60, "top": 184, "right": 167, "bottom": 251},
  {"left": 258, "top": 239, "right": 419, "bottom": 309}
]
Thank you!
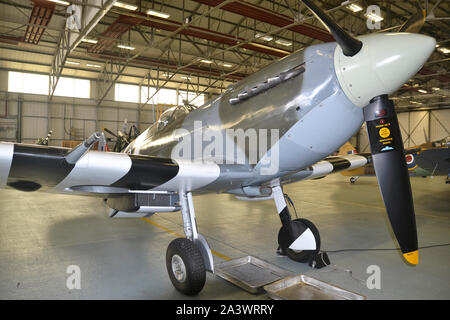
[
  {"left": 272, "top": 185, "right": 321, "bottom": 263},
  {"left": 165, "top": 186, "right": 324, "bottom": 295},
  {"left": 165, "top": 191, "right": 214, "bottom": 295}
]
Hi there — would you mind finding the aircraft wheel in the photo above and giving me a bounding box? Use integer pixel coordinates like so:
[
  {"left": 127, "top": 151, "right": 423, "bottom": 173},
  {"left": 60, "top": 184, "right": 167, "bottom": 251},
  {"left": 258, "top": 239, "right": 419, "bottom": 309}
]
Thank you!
[
  {"left": 278, "top": 218, "right": 321, "bottom": 263},
  {"left": 166, "top": 238, "right": 206, "bottom": 295},
  {"left": 350, "top": 177, "right": 356, "bottom": 184}
]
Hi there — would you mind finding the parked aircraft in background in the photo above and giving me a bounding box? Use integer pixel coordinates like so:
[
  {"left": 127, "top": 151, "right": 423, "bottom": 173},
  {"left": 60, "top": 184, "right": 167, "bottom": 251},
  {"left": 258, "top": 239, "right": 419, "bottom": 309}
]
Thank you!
[{"left": 341, "top": 137, "right": 450, "bottom": 183}]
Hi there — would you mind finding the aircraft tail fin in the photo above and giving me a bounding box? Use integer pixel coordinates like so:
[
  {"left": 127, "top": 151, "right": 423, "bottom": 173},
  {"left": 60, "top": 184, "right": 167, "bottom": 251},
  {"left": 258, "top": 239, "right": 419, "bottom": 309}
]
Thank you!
[{"left": 338, "top": 141, "right": 357, "bottom": 155}]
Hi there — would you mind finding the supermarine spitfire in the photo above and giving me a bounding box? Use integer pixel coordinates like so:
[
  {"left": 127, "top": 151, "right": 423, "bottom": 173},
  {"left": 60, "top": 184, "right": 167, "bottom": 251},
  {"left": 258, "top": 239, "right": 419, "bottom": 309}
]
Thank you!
[{"left": 0, "top": 1, "right": 437, "bottom": 295}]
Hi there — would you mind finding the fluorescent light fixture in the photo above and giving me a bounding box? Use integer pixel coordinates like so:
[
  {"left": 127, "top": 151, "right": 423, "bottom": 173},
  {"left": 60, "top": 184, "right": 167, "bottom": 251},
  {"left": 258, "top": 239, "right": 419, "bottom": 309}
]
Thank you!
[
  {"left": 48, "top": 0, "right": 70, "bottom": 5},
  {"left": 250, "top": 42, "right": 291, "bottom": 55},
  {"left": 347, "top": 3, "right": 363, "bottom": 13},
  {"left": 437, "top": 47, "right": 450, "bottom": 54},
  {"left": 87, "top": 63, "right": 102, "bottom": 68},
  {"left": 200, "top": 59, "right": 213, "bottom": 64},
  {"left": 275, "top": 39, "right": 292, "bottom": 46},
  {"left": 146, "top": 9, "right": 170, "bottom": 19},
  {"left": 113, "top": 1, "right": 138, "bottom": 11},
  {"left": 66, "top": 61, "right": 80, "bottom": 65},
  {"left": 180, "top": 76, "right": 192, "bottom": 80},
  {"left": 117, "top": 44, "right": 135, "bottom": 50},
  {"left": 220, "top": 62, "right": 233, "bottom": 68},
  {"left": 81, "top": 38, "right": 98, "bottom": 44},
  {"left": 255, "top": 33, "right": 273, "bottom": 42},
  {"left": 418, "top": 89, "right": 427, "bottom": 94}
]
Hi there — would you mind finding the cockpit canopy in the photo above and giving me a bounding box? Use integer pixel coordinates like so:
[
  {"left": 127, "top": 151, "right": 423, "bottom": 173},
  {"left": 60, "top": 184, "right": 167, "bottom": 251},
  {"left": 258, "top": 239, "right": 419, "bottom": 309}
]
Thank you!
[{"left": 156, "top": 104, "right": 195, "bottom": 130}]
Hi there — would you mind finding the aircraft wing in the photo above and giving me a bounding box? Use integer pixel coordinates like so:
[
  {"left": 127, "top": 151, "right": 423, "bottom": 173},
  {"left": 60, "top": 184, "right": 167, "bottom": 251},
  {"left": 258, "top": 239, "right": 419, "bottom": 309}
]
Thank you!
[
  {"left": 281, "top": 154, "right": 370, "bottom": 184},
  {"left": 415, "top": 147, "right": 450, "bottom": 175},
  {"left": 0, "top": 142, "right": 220, "bottom": 196}
]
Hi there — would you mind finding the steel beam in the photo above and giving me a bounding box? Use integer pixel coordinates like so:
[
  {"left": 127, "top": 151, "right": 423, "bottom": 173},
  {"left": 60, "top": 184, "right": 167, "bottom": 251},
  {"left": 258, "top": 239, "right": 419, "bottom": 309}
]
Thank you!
[{"left": 49, "top": 0, "right": 117, "bottom": 99}]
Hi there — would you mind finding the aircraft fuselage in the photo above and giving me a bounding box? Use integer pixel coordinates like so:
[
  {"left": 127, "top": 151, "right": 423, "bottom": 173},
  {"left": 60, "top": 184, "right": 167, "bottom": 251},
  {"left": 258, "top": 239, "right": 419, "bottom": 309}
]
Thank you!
[{"left": 127, "top": 42, "right": 364, "bottom": 191}]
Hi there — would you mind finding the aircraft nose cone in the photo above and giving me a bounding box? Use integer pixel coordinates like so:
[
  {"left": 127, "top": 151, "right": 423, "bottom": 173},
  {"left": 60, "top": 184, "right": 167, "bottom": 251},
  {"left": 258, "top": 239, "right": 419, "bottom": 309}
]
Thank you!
[{"left": 334, "top": 33, "right": 436, "bottom": 107}]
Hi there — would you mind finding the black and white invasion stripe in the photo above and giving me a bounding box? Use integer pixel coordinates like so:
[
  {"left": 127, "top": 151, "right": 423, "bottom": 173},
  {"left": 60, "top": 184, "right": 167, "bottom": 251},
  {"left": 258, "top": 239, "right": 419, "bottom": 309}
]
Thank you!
[
  {"left": 309, "top": 154, "right": 369, "bottom": 179},
  {"left": 281, "top": 154, "right": 370, "bottom": 185},
  {"left": 1, "top": 142, "right": 221, "bottom": 194}
]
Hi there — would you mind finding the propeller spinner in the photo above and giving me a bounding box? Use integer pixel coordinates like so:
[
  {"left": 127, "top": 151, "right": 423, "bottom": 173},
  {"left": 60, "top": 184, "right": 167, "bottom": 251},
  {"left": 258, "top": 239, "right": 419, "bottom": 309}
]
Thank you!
[{"left": 301, "top": 0, "right": 437, "bottom": 264}]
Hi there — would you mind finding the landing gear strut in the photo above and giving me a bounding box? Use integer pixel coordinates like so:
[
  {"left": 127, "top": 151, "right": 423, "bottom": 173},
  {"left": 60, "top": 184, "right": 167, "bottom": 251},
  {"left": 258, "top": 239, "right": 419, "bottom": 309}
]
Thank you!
[
  {"left": 272, "top": 185, "right": 321, "bottom": 263},
  {"left": 165, "top": 191, "right": 214, "bottom": 295}
]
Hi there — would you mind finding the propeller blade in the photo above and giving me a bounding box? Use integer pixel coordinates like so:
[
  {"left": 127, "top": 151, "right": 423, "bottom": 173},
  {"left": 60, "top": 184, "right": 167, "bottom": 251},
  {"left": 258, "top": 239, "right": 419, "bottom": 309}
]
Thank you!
[
  {"left": 363, "top": 95, "right": 418, "bottom": 265},
  {"left": 301, "top": 0, "right": 362, "bottom": 56},
  {"left": 103, "top": 127, "right": 119, "bottom": 138},
  {"left": 399, "top": 9, "right": 427, "bottom": 33}
]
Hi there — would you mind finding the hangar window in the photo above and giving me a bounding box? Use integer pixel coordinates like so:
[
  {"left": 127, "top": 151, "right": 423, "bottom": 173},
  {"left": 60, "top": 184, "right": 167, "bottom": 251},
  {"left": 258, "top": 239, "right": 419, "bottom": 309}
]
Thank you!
[
  {"left": 140, "top": 86, "right": 157, "bottom": 104},
  {"left": 115, "top": 84, "right": 203, "bottom": 107},
  {"left": 141, "top": 87, "right": 178, "bottom": 105},
  {"left": 157, "top": 88, "right": 177, "bottom": 105},
  {"left": 8, "top": 71, "right": 48, "bottom": 95},
  {"left": 54, "top": 77, "right": 90, "bottom": 99},
  {"left": 115, "top": 83, "right": 140, "bottom": 103},
  {"left": 178, "top": 90, "right": 205, "bottom": 107},
  {"left": 8, "top": 71, "right": 90, "bottom": 98}
]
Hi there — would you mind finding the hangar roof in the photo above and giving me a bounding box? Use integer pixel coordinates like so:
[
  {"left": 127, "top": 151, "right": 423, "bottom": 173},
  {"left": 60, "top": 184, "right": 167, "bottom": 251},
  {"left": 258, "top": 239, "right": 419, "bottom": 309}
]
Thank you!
[{"left": 0, "top": 0, "right": 448, "bottom": 111}]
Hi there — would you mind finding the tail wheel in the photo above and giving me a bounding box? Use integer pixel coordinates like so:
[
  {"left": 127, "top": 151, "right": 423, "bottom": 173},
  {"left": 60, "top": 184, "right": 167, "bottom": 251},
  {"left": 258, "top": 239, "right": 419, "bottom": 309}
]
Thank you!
[
  {"left": 166, "top": 238, "right": 206, "bottom": 295},
  {"left": 278, "top": 218, "right": 321, "bottom": 263}
]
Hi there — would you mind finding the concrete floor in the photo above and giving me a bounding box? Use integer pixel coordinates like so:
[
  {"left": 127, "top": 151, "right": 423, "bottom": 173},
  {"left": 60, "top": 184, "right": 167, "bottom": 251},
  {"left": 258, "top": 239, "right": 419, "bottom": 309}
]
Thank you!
[{"left": 0, "top": 174, "right": 448, "bottom": 300}]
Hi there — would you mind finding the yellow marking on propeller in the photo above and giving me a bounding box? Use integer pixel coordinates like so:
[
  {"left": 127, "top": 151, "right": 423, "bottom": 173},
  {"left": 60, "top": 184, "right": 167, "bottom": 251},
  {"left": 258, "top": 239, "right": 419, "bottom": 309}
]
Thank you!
[{"left": 403, "top": 250, "right": 419, "bottom": 265}]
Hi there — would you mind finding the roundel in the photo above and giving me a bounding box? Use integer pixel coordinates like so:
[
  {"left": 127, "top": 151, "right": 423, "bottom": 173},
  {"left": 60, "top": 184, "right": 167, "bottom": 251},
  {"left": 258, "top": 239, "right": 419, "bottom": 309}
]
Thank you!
[
  {"left": 405, "top": 154, "right": 416, "bottom": 170},
  {"left": 405, "top": 154, "right": 414, "bottom": 164}
]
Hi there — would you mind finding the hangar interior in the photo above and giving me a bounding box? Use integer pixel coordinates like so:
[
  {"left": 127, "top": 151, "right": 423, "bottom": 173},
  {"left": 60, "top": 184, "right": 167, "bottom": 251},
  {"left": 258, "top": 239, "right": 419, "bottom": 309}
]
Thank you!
[{"left": 0, "top": 0, "right": 449, "bottom": 299}]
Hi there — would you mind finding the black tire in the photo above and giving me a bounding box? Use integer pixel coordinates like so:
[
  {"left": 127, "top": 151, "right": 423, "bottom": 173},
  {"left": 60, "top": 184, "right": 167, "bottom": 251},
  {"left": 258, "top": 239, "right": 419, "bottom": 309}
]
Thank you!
[
  {"left": 166, "top": 238, "right": 206, "bottom": 295},
  {"left": 278, "top": 218, "right": 321, "bottom": 263}
]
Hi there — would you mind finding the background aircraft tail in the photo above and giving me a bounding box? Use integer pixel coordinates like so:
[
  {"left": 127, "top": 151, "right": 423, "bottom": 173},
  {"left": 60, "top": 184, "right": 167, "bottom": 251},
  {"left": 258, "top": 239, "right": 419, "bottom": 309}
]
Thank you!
[{"left": 338, "top": 141, "right": 358, "bottom": 155}]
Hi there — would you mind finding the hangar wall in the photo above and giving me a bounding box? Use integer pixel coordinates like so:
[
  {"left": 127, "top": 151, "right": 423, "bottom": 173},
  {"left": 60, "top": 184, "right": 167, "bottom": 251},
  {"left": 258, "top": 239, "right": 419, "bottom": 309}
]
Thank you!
[
  {"left": 0, "top": 70, "right": 160, "bottom": 145},
  {"left": 0, "top": 68, "right": 448, "bottom": 151}
]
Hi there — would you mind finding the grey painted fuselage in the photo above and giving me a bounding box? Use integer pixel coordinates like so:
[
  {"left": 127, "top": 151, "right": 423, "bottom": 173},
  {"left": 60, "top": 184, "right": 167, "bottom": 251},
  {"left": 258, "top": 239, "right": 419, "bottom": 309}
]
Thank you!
[{"left": 126, "top": 42, "right": 364, "bottom": 193}]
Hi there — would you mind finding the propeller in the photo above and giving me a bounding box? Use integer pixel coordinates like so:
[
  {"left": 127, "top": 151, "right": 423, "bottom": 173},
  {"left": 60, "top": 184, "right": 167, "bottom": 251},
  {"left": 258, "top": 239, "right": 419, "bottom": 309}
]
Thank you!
[
  {"left": 301, "top": 0, "right": 362, "bottom": 56},
  {"left": 363, "top": 95, "right": 418, "bottom": 264},
  {"left": 399, "top": 6, "right": 427, "bottom": 33},
  {"left": 103, "top": 127, "right": 119, "bottom": 139},
  {"left": 300, "top": 0, "right": 437, "bottom": 265}
]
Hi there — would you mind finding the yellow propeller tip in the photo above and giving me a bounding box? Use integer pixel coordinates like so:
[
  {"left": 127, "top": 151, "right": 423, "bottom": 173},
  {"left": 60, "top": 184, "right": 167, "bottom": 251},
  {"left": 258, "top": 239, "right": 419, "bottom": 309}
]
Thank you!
[{"left": 403, "top": 250, "right": 419, "bottom": 265}]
